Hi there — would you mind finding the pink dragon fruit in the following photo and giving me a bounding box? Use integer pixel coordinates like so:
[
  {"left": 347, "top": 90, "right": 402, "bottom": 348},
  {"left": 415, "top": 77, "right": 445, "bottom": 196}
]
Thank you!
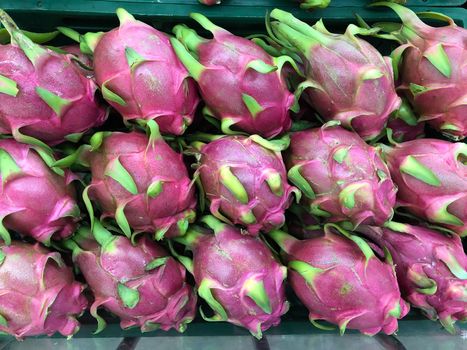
[
  {"left": 269, "top": 227, "right": 409, "bottom": 335},
  {"left": 0, "top": 241, "right": 87, "bottom": 338},
  {"left": 171, "top": 13, "right": 295, "bottom": 138},
  {"left": 199, "top": 0, "right": 221, "bottom": 5},
  {"left": 172, "top": 216, "right": 289, "bottom": 338},
  {"left": 0, "top": 139, "right": 79, "bottom": 245},
  {"left": 194, "top": 134, "right": 299, "bottom": 235},
  {"left": 286, "top": 204, "right": 323, "bottom": 239},
  {"left": 60, "top": 122, "right": 196, "bottom": 239},
  {"left": 382, "top": 139, "right": 466, "bottom": 237},
  {"left": 65, "top": 223, "right": 197, "bottom": 333},
  {"left": 0, "top": 10, "right": 106, "bottom": 147},
  {"left": 372, "top": 2, "right": 466, "bottom": 141},
  {"left": 358, "top": 222, "right": 467, "bottom": 333},
  {"left": 268, "top": 10, "right": 401, "bottom": 140},
  {"left": 286, "top": 122, "right": 397, "bottom": 227},
  {"left": 60, "top": 8, "right": 199, "bottom": 135}
]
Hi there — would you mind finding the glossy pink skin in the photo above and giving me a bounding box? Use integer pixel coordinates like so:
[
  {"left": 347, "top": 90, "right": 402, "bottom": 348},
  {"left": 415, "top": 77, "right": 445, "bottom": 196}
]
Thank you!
[
  {"left": 283, "top": 232, "right": 409, "bottom": 335},
  {"left": 0, "top": 139, "right": 79, "bottom": 243},
  {"left": 93, "top": 18, "right": 199, "bottom": 135},
  {"left": 88, "top": 131, "right": 196, "bottom": 238},
  {"left": 0, "top": 45, "right": 106, "bottom": 146},
  {"left": 0, "top": 242, "right": 87, "bottom": 338},
  {"left": 302, "top": 35, "right": 401, "bottom": 140},
  {"left": 286, "top": 126, "right": 397, "bottom": 226},
  {"left": 397, "top": 25, "right": 467, "bottom": 140},
  {"left": 196, "top": 32, "right": 293, "bottom": 138},
  {"left": 383, "top": 139, "right": 467, "bottom": 237},
  {"left": 387, "top": 116, "right": 425, "bottom": 143},
  {"left": 359, "top": 224, "right": 467, "bottom": 327},
  {"left": 199, "top": 136, "right": 296, "bottom": 234},
  {"left": 74, "top": 235, "right": 196, "bottom": 331},
  {"left": 192, "top": 225, "right": 288, "bottom": 333}
]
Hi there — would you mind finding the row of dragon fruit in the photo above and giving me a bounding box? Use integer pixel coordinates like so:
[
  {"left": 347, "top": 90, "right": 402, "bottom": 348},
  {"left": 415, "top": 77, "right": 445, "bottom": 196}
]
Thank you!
[{"left": 0, "top": 2, "right": 465, "bottom": 340}]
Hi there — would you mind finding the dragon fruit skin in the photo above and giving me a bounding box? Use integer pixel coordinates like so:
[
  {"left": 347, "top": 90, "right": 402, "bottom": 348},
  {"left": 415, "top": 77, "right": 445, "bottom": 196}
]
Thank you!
[
  {"left": 84, "top": 125, "right": 196, "bottom": 239},
  {"left": 88, "top": 8, "right": 199, "bottom": 135},
  {"left": 171, "top": 13, "right": 294, "bottom": 138},
  {"left": 174, "top": 216, "right": 289, "bottom": 338},
  {"left": 67, "top": 225, "right": 197, "bottom": 333},
  {"left": 269, "top": 10, "right": 401, "bottom": 140},
  {"left": 269, "top": 228, "right": 409, "bottom": 335},
  {"left": 374, "top": 3, "right": 466, "bottom": 141},
  {"left": 197, "top": 135, "right": 299, "bottom": 235},
  {"left": 358, "top": 223, "right": 467, "bottom": 333},
  {"left": 0, "top": 139, "right": 79, "bottom": 245},
  {"left": 199, "top": 0, "right": 221, "bottom": 5},
  {"left": 0, "top": 241, "right": 87, "bottom": 338},
  {"left": 0, "top": 10, "right": 106, "bottom": 146},
  {"left": 286, "top": 123, "right": 397, "bottom": 227},
  {"left": 382, "top": 139, "right": 466, "bottom": 237}
]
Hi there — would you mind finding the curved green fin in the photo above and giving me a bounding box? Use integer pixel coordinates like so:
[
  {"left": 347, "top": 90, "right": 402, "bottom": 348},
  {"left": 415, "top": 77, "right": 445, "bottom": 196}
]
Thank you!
[
  {"left": 219, "top": 166, "right": 249, "bottom": 204},
  {"left": 395, "top": 98, "right": 418, "bottom": 126},
  {"left": 268, "top": 230, "right": 297, "bottom": 253},
  {"left": 115, "top": 204, "right": 132, "bottom": 238},
  {"left": 0, "top": 148, "right": 21, "bottom": 183},
  {"left": 246, "top": 59, "right": 277, "bottom": 74},
  {"left": 250, "top": 134, "right": 290, "bottom": 152},
  {"left": 155, "top": 226, "right": 169, "bottom": 241},
  {"left": 407, "top": 268, "right": 437, "bottom": 295},
  {"left": 144, "top": 119, "right": 162, "bottom": 146},
  {"left": 310, "top": 318, "right": 335, "bottom": 331},
  {"left": 90, "top": 131, "right": 109, "bottom": 151},
  {"left": 172, "top": 24, "right": 206, "bottom": 53},
  {"left": 241, "top": 210, "right": 256, "bottom": 225},
  {"left": 388, "top": 301, "right": 402, "bottom": 318},
  {"left": 145, "top": 257, "right": 169, "bottom": 271},
  {"left": 265, "top": 170, "right": 283, "bottom": 196},
  {"left": 92, "top": 220, "right": 114, "bottom": 247},
  {"left": 147, "top": 180, "right": 163, "bottom": 198},
  {"left": 242, "top": 93, "right": 264, "bottom": 118},
  {"left": 90, "top": 304, "right": 107, "bottom": 334},
  {"left": 339, "top": 183, "right": 367, "bottom": 210},
  {"left": 64, "top": 132, "right": 84, "bottom": 143},
  {"left": 409, "top": 83, "right": 428, "bottom": 96},
  {"left": 56, "top": 26, "right": 81, "bottom": 43},
  {"left": 339, "top": 318, "right": 351, "bottom": 336},
  {"left": 361, "top": 68, "right": 384, "bottom": 80},
  {"left": 117, "top": 283, "right": 140, "bottom": 309},
  {"left": 105, "top": 157, "right": 138, "bottom": 194},
  {"left": 0, "top": 218, "right": 11, "bottom": 246},
  {"left": 438, "top": 248, "right": 467, "bottom": 280},
  {"left": 116, "top": 8, "right": 135, "bottom": 25},
  {"left": 0, "top": 74, "right": 18, "bottom": 97},
  {"left": 0, "top": 28, "right": 58, "bottom": 45},
  {"left": 125, "top": 47, "right": 145, "bottom": 69},
  {"left": 200, "top": 215, "right": 226, "bottom": 234},
  {"left": 333, "top": 147, "right": 349, "bottom": 164},
  {"left": 440, "top": 316, "right": 456, "bottom": 335},
  {"left": 36, "top": 87, "right": 72, "bottom": 117},
  {"left": 168, "top": 240, "right": 194, "bottom": 274},
  {"left": 400, "top": 155, "right": 441, "bottom": 187},
  {"left": 221, "top": 118, "right": 239, "bottom": 135},
  {"left": 190, "top": 13, "right": 226, "bottom": 35},
  {"left": 291, "top": 79, "right": 324, "bottom": 113},
  {"left": 244, "top": 278, "right": 272, "bottom": 314},
  {"left": 274, "top": 55, "right": 304, "bottom": 78},
  {"left": 432, "top": 200, "right": 463, "bottom": 226},
  {"left": 424, "top": 43, "right": 452, "bottom": 78},
  {"left": 348, "top": 235, "right": 375, "bottom": 263},
  {"left": 0, "top": 250, "right": 5, "bottom": 265},
  {"left": 287, "top": 165, "right": 315, "bottom": 199},
  {"left": 417, "top": 12, "right": 456, "bottom": 26},
  {"left": 170, "top": 37, "right": 204, "bottom": 81},
  {"left": 81, "top": 32, "right": 104, "bottom": 55},
  {"left": 289, "top": 260, "right": 322, "bottom": 286},
  {"left": 102, "top": 82, "right": 127, "bottom": 106},
  {"left": 198, "top": 279, "right": 228, "bottom": 321},
  {"left": 82, "top": 186, "right": 95, "bottom": 230}
]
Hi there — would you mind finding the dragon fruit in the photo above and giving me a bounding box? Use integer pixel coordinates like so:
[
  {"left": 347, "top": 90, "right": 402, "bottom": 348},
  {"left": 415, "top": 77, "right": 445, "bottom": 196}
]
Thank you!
[
  {"left": 60, "top": 122, "right": 196, "bottom": 240},
  {"left": 382, "top": 139, "right": 466, "bottom": 237},
  {"left": 286, "top": 204, "right": 323, "bottom": 239},
  {"left": 299, "top": 0, "right": 331, "bottom": 10},
  {"left": 372, "top": 2, "right": 467, "bottom": 141},
  {"left": 171, "top": 13, "right": 295, "bottom": 138},
  {"left": 172, "top": 216, "right": 289, "bottom": 338},
  {"left": 60, "top": 8, "right": 199, "bottom": 135},
  {"left": 286, "top": 122, "right": 397, "bottom": 227},
  {"left": 194, "top": 134, "right": 299, "bottom": 235},
  {"left": 199, "top": 0, "right": 221, "bottom": 5},
  {"left": 0, "top": 241, "right": 87, "bottom": 338},
  {"left": 269, "top": 227, "right": 409, "bottom": 335},
  {"left": 0, "top": 139, "right": 79, "bottom": 245},
  {"left": 0, "top": 10, "right": 106, "bottom": 147},
  {"left": 387, "top": 99, "right": 425, "bottom": 143},
  {"left": 65, "top": 223, "right": 197, "bottom": 333},
  {"left": 268, "top": 9, "right": 401, "bottom": 140},
  {"left": 358, "top": 222, "right": 467, "bottom": 333}
]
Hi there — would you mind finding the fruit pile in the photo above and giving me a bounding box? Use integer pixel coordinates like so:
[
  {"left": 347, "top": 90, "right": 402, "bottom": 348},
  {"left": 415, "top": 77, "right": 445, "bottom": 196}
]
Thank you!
[{"left": 0, "top": 2, "right": 465, "bottom": 340}]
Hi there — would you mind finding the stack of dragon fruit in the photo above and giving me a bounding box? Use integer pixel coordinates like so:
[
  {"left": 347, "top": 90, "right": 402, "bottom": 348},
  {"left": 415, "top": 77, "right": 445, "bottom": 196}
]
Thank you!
[{"left": 0, "top": 2, "right": 464, "bottom": 340}]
